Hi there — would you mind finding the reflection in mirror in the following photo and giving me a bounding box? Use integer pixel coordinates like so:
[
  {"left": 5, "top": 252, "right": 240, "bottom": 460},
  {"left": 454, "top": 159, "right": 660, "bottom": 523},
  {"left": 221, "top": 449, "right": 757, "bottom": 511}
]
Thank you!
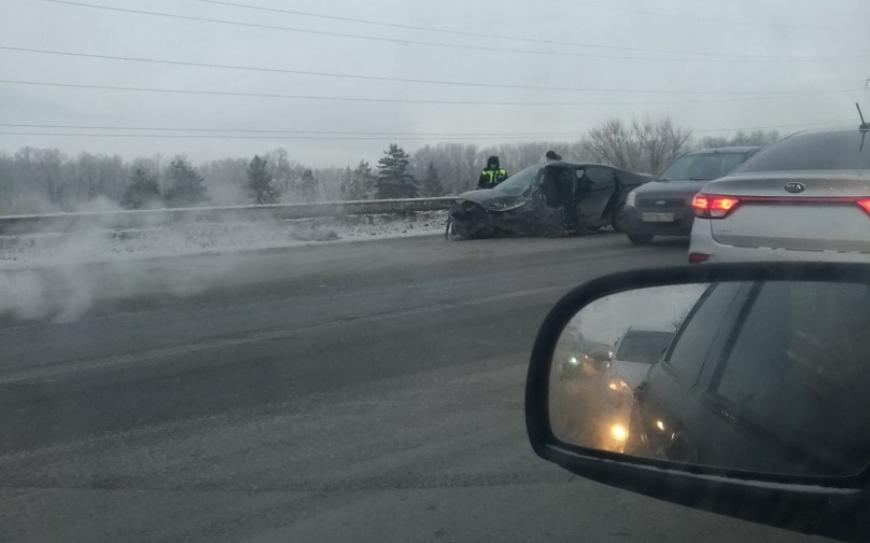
[{"left": 548, "top": 281, "right": 870, "bottom": 478}]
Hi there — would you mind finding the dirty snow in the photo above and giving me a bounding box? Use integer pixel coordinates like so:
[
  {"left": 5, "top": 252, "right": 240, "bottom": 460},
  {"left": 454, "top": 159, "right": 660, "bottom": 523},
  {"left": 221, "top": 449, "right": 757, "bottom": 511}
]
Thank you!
[{"left": 0, "top": 211, "right": 447, "bottom": 270}]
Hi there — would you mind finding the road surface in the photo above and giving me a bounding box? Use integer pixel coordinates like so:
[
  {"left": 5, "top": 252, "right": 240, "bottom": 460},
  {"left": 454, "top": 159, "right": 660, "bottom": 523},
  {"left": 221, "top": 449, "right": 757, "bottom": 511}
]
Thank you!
[{"left": 0, "top": 234, "right": 828, "bottom": 542}]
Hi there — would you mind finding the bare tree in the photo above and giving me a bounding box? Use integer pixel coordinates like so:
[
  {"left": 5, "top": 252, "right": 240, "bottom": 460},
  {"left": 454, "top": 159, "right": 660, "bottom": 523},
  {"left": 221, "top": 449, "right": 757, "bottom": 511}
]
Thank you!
[
  {"left": 586, "top": 117, "right": 691, "bottom": 175},
  {"left": 698, "top": 129, "right": 781, "bottom": 149}
]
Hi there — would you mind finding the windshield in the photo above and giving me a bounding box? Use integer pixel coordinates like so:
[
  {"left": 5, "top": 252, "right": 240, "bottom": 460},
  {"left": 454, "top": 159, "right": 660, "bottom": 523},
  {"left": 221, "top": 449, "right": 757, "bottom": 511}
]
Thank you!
[
  {"left": 735, "top": 131, "right": 870, "bottom": 172},
  {"left": 616, "top": 331, "right": 675, "bottom": 364},
  {"left": 493, "top": 165, "right": 541, "bottom": 196},
  {"left": 659, "top": 152, "right": 749, "bottom": 181}
]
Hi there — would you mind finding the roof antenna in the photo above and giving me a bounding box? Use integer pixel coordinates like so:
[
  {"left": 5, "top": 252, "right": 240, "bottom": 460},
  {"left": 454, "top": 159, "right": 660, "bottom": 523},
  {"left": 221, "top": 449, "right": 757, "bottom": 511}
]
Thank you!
[{"left": 858, "top": 102, "right": 870, "bottom": 131}]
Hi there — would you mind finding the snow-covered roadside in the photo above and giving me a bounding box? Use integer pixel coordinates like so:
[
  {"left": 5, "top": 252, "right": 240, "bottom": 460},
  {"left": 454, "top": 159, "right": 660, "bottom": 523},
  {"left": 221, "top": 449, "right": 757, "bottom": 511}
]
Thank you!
[{"left": 0, "top": 211, "right": 447, "bottom": 270}]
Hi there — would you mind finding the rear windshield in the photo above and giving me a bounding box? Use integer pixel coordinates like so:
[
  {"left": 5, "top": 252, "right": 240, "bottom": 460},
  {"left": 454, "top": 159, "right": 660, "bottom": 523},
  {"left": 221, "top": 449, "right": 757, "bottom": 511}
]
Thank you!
[
  {"left": 735, "top": 130, "right": 870, "bottom": 172},
  {"left": 659, "top": 152, "right": 749, "bottom": 181},
  {"left": 616, "top": 331, "right": 674, "bottom": 364}
]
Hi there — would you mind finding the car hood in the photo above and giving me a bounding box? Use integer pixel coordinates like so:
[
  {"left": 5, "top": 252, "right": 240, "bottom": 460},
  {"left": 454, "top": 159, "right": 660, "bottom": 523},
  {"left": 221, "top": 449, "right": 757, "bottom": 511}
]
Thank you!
[
  {"left": 456, "top": 189, "right": 522, "bottom": 206},
  {"left": 634, "top": 180, "right": 706, "bottom": 199}
]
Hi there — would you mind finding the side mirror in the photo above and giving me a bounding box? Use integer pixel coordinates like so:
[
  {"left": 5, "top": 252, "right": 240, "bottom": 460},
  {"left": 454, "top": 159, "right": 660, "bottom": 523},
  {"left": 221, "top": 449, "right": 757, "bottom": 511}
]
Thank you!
[{"left": 526, "top": 263, "right": 870, "bottom": 541}]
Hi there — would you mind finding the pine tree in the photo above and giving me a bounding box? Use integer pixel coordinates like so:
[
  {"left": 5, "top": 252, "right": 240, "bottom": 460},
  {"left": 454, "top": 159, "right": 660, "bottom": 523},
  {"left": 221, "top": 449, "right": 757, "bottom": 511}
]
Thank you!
[
  {"left": 376, "top": 144, "right": 417, "bottom": 199},
  {"left": 247, "top": 155, "right": 278, "bottom": 204},
  {"left": 298, "top": 169, "right": 318, "bottom": 202},
  {"left": 164, "top": 158, "right": 207, "bottom": 207},
  {"left": 121, "top": 166, "right": 161, "bottom": 209},
  {"left": 421, "top": 161, "right": 443, "bottom": 196},
  {"left": 341, "top": 160, "right": 376, "bottom": 200}
]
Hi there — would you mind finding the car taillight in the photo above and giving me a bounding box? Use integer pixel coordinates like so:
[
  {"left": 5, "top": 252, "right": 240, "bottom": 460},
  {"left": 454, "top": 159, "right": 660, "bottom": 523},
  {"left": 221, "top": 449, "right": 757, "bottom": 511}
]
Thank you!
[
  {"left": 688, "top": 252, "right": 710, "bottom": 264},
  {"left": 857, "top": 198, "right": 870, "bottom": 216},
  {"left": 692, "top": 194, "right": 740, "bottom": 219}
]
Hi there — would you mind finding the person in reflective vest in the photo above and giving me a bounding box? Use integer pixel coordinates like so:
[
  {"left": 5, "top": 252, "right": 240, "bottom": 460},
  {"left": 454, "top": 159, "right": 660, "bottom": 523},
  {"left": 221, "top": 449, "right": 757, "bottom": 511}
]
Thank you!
[{"left": 477, "top": 156, "right": 508, "bottom": 189}]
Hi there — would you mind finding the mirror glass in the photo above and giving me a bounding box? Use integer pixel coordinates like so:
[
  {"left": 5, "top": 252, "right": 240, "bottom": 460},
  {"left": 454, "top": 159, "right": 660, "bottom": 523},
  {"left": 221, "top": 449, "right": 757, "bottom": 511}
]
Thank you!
[{"left": 549, "top": 281, "right": 870, "bottom": 478}]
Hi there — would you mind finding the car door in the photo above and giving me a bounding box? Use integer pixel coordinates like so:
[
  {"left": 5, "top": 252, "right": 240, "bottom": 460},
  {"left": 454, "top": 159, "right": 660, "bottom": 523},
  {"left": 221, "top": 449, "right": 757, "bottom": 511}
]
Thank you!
[
  {"left": 576, "top": 166, "right": 616, "bottom": 226},
  {"left": 534, "top": 165, "right": 576, "bottom": 232}
]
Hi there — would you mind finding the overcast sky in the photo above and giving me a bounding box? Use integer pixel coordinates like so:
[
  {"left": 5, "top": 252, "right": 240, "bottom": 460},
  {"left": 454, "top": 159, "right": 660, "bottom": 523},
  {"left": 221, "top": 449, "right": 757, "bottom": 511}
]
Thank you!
[{"left": 1, "top": 0, "right": 868, "bottom": 167}]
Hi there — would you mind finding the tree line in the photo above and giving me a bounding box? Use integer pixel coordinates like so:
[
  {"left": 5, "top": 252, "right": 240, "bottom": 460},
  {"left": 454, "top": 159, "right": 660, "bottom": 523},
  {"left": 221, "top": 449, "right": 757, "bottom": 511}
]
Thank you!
[{"left": 0, "top": 118, "right": 782, "bottom": 215}]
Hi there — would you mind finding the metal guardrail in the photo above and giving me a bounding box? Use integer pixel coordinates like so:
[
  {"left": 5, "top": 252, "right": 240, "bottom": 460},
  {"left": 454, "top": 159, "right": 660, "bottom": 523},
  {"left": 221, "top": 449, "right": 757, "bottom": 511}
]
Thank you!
[{"left": 0, "top": 197, "right": 457, "bottom": 234}]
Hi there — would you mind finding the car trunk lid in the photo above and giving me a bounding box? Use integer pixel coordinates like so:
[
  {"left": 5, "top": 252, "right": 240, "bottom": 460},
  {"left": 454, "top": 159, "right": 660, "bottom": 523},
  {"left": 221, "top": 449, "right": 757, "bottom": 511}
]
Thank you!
[{"left": 706, "top": 171, "right": 870, "bottom": 253}]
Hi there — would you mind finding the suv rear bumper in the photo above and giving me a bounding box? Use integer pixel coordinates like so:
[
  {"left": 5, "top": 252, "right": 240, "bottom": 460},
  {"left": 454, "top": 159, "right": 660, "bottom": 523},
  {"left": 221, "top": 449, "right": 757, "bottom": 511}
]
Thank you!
[{"left": 624, "top": 206, "right": 694, "bottom": 236}]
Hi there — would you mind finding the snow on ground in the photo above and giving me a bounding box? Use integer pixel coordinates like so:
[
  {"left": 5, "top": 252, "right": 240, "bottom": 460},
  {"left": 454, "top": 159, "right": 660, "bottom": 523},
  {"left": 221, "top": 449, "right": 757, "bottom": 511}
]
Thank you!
[{"left": 0, "top": 211, "right": 447, "bottom": 270}]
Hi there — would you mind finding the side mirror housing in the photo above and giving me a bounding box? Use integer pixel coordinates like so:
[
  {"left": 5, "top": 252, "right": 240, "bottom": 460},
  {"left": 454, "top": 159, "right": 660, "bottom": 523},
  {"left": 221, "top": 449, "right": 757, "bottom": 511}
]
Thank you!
[{"left": 526, "top": 262, "right": 870, "bottom": 541}]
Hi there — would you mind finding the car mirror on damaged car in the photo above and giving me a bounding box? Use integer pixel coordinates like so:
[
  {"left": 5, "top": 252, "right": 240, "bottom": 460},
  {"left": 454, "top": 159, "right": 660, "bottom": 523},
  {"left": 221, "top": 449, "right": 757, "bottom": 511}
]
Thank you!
[{"left": 526, "top": 263, "right": 870, "bottom": 542}]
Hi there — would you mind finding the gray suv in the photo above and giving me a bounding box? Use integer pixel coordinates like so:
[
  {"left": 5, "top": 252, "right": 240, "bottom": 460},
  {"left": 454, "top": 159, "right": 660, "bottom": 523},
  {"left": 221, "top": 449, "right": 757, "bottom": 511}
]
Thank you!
[{"left": 623, "top": 147, "right": 759, "bottom": 245}]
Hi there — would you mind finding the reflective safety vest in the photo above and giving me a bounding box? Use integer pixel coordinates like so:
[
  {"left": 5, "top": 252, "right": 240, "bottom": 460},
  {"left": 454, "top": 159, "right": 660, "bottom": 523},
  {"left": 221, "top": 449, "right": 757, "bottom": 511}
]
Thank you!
[{"left": 479, "top": 167, "right": 508, "bottom": 189}]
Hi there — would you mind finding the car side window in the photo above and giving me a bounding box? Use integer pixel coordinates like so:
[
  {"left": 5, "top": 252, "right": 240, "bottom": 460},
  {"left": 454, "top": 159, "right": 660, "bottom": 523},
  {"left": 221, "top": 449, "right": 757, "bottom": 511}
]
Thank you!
[
  {"left": 713, "top": 282, "right": 870, "bottom": 438},
  {"left": 664, "top": 282, "right": 744, "bottom": 385},
  {"left": 583, "top": 166, "right": 615, "bottom": 188}
]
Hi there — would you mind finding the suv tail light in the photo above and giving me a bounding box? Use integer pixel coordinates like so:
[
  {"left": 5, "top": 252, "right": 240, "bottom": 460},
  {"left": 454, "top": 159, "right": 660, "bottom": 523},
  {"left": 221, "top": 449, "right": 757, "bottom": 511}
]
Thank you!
[
  {"left": 857, "top": 198, "right": 870, "bottom": 216},
  {"left": 692, "top": 194, "right": 740, "bottom": 219}
]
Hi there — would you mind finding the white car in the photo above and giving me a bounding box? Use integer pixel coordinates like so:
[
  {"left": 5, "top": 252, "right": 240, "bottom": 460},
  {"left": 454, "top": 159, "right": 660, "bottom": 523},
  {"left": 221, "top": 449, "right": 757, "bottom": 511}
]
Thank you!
[
  {"left": 688, "top": 127, "right": 870, "bottom": 263},
  {"left": 606, "top": 328, "right": 674, "bottom": 392}
]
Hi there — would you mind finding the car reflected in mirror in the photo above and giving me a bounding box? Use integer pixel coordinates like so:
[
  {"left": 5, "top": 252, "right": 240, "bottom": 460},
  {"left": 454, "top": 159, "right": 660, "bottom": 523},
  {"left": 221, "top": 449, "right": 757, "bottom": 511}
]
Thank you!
[
  {"left": 549, "top": 279, "right": 870, "bottom": 477},
  {"left": 549, "top": 284, "right": 705, "bottom": 455}
]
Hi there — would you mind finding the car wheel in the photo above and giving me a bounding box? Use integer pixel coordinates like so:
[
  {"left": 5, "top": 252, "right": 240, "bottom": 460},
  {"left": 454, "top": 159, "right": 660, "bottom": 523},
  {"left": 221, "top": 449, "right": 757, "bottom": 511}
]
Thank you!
[
  {"left": 451, "top": 223, "right": 474, "bottom": 239},
  {"left": 611, "top": 205, "right": 627, "bottom": 233},
  {"left": 627, "top": 233, "right": 654, "bottom": 245}
]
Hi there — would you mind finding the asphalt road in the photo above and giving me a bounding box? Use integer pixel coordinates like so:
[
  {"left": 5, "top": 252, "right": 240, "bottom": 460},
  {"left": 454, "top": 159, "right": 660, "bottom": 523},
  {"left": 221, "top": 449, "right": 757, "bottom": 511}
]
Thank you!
[{"left": 0, "top": 234, "right": 829, "bottom": 542}]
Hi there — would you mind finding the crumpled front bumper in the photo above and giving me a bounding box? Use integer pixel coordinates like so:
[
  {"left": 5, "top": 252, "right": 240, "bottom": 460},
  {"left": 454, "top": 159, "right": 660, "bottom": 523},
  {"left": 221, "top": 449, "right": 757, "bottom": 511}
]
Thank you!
[{"left": 448, "top": 200, "right": 533, "bottom": 236}]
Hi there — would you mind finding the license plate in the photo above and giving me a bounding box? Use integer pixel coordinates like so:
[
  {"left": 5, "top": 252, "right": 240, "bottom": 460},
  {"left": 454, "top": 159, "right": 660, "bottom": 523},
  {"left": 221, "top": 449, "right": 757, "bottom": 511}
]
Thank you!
[{"left": 642, "top": 212, "right": 675, "bottom": 223}]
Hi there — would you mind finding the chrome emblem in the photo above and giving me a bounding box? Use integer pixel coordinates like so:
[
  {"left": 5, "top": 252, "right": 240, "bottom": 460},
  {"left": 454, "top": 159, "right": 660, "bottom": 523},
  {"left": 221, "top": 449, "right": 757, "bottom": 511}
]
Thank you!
[
  {"left": 784, "top": 182, "right": 805, "bottom": 194},
  {"left": 656, "top": 200, "right": 666, "bottom": 205}
]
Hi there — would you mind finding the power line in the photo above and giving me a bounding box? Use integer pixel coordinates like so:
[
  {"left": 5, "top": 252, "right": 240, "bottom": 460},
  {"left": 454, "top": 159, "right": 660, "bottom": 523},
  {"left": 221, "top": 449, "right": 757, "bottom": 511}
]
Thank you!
[
  {"left": 0, "top": 122, "right": 836, "bottom": 134},
  {"left": 187, "top": 0, "right": 833, "bottom": 61},
  {"left": 2, "top": 46, "right": 859, "bottom": 97},
  {"left": 1, "top": 79, "right": 857, "bottom": 107},
  {"left": 0, "top": 131, "right": 568, "bottom": 141},
  {"left": 0, "top": 122, "right": 585, "bottom": 137},
  {"left": 0, "top": 122, "right": 839, "bottom": 141},
  {"left": 40, "top": 0, "right": 870, "bottom": 64},
  {"left": 545, "top": 0, "right": 856, "bottom": 30}
]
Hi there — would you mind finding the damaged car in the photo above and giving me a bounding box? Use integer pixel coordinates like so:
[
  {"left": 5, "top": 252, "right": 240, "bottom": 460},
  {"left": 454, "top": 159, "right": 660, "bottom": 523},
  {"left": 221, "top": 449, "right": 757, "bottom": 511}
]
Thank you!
[{"left": 447, "top": 161, "right": 652, "bottom": 238}]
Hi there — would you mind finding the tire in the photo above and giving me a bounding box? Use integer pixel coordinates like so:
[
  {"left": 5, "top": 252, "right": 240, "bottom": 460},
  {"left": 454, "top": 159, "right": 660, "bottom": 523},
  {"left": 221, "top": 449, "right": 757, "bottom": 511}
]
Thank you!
[
  {"left": 627, "top": 233, "right": 654, "bottom": 245},
  {"left": 611, "top": 205, "right": 627, "bottom": 233}
]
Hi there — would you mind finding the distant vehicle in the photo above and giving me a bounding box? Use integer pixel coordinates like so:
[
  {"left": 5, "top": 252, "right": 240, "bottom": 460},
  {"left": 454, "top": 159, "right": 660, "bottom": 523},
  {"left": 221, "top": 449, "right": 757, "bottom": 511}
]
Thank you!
[
  {"left": 622, "top": 147, "right": 760, "bottom": 245},
  {"left": 606, "top": 328, "right": 674, "bottom": 393},
  {"left": 560, "top": 342, "right": 613, "bottom": 380},
  {"left": 689, "top": 128, "right": 870, "bottom": 263},
  {"left": 447, "top": 161, "right": 652, "bottom": 238}
]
